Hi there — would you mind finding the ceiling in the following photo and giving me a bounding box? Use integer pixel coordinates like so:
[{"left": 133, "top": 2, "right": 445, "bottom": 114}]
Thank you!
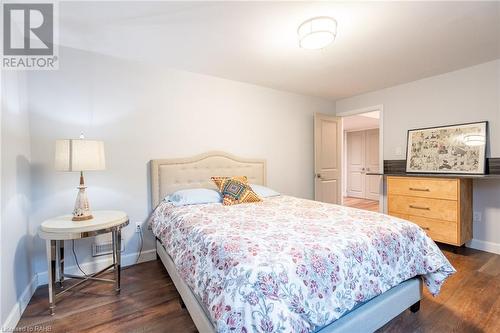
[
  {"left": 58, "top": 1, "right": 500, "bottom": 100},
  {"left": 343, "top": 112, "right": 380, "bottom": 131}
]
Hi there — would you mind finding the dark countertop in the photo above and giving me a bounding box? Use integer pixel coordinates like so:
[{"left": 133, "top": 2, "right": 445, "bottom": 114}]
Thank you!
[{"left": 368, "top": 173, "right": 500, "bottom": 179}]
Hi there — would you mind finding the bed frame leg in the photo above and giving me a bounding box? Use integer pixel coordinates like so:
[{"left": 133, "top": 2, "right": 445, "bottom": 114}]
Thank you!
[
  {"left": 179, "top": 297, "right": 186, "bottom": 309},
  {"left": 410, "top": 301, "right": 420, "bottom": 313}
]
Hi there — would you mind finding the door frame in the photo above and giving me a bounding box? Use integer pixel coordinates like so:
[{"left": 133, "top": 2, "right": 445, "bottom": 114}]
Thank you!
[{"left": 337, "top": 105, "right": 384, "bottom": 212}]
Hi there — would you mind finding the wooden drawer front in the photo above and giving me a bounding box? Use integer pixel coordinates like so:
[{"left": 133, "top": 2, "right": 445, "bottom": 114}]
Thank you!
[
  {"left": 406, "top": 216, "right": 458, "bottom": 245},
  {"left": 387, "top": 177, "right": 458, "bottom": 200},
  {"left": 387, "top": 212, "right": 458, "bottom": 245},
  {"left": 388, "top": 195, "right": 458, "bottom": 222},
  {"left": 389, "top": 212, "right": 409, "bottom": 220}
]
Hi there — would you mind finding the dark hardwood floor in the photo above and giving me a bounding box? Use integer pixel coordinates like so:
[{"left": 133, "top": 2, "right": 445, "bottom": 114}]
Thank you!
[
  {"left": 378, "top": 245, "right": 500, "bottom": 333},
  {"left": 17, "top": 260, "right": 197, "bottom": 333},
  {"left": 17, "top": 246, "right": 499, "bottom": 333}
]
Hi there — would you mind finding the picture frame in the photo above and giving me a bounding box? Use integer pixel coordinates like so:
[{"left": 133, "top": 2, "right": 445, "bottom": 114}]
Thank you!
[{"left": 406, "top": 121, "right": 488, "bottom": 174}]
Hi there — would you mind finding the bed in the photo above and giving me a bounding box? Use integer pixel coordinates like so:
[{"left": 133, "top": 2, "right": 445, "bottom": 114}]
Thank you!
[{"left": 149, "top": 151, "right": 455, "bottom": 333}]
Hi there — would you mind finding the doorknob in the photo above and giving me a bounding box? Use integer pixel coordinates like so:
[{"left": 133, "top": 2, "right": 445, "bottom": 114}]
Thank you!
[{"left": 316, "top": 173, "right": 324, "bottom": 180}]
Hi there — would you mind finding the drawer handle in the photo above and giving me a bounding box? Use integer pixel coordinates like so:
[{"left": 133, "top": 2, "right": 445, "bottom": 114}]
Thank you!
[
  {"left": 409, "top": 187, "right": 430, "bottom": 192},
  {"left": 422, "top": 227, "right": 430, "bottom": 231},
  {"left": 409, "top": 205, "right": 430, "bottom": 210}
]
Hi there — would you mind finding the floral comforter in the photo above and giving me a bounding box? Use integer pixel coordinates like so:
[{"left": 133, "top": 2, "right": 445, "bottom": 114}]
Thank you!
[{"left": 149, "top": 195, "right": 455, "bottom": 333}]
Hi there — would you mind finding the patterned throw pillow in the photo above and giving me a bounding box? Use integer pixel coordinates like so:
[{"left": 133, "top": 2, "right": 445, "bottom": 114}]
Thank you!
[{"left": 211, "top": 176, "right": 262, "bottom": 206}]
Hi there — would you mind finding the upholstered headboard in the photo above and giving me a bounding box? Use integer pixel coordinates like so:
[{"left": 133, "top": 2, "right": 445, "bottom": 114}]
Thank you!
[{"left": 150, "top": 151, "right": 266, "bottom": 209}]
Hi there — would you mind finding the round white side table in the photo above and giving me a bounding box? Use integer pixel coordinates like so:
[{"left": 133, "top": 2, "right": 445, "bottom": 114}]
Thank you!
[{"left": 39, "top": 210, "right": 129, "bottom": 315}]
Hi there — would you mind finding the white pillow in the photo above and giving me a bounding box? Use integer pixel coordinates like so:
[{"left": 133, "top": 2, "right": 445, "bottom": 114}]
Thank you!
[
  {"left": 249, "top": 184, "right": 280, "bottom": 198},
  {"left": 166, "top": 188, "right": 222, "bottom": 206}
]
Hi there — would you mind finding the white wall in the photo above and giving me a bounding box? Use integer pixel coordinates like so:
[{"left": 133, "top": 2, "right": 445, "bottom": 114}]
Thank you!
[
  {"left": 336, "top": 59, "right": 500, "bottom": 253},
  {"left": 26, "top": 47, "right": 336, "bottom": 277},
  {"left": 1, "top": 71, "right": 33, "bottom": 328}
]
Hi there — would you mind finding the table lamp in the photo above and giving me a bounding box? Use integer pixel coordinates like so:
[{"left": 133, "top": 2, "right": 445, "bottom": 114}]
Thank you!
[{"left": 55, "top": 138, "right": 106, "bottom": 221}]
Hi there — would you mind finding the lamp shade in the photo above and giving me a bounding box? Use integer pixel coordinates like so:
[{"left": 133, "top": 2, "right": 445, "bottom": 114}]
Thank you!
[{"left": 55, "top": 139, "right": 106, "bottom": 171}]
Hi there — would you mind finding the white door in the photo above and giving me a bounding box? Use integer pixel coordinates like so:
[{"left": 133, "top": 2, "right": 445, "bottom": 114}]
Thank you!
[
  {"left": 346, "top": 131, "right": 365, "bottom": 198},
  {"left": 314, "top": 113, "right": 341, "bottom": 204},
  {"left": 364, "top": 129, "right": 380, "bottom": 200},
  {"left": 346, "top": 129, "right": 380, "bottom": 200}
]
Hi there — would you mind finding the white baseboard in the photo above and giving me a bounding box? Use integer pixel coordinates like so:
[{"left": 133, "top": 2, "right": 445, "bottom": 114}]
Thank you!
[
  {"left": 2, "top": 274, "right": 39, "bottom": 332},
  {"left": 2, "top": 249, "right": 157, "bottom": 330},
  {"left": 467, "top": 239, "right": 500, "bottom": 255}
]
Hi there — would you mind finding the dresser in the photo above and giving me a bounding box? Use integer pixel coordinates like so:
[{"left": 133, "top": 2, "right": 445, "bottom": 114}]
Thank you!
[{"left": 387, "top": 176, "right": 472, "bottom": 246}]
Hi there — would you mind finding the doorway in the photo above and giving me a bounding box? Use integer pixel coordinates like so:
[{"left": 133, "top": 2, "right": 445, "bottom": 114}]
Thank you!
[{"left": 340, "top": 108, "right": 382, "bottom": 212}]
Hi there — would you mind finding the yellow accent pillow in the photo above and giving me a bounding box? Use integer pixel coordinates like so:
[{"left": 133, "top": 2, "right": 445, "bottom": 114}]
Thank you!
[{"left": 211, "top": 176, "right": 262, "bottom": 206}]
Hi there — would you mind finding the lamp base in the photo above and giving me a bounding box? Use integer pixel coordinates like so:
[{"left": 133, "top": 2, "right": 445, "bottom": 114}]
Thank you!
[
  {"left": 72, "top": 214, "right": 93, "bottom": 221},
  {"left": 73, "top": 184, "right": 93, "bottom": 222}
]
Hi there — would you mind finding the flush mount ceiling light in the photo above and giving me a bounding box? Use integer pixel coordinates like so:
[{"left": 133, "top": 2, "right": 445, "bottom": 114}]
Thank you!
[{"left": 298, "top": 16, "right": 337, "bottom": 50}]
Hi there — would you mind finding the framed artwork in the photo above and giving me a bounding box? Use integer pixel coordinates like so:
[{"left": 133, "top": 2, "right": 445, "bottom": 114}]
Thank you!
[{"left": 406, "top": 121, "right": 488, "bottom": 174}]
